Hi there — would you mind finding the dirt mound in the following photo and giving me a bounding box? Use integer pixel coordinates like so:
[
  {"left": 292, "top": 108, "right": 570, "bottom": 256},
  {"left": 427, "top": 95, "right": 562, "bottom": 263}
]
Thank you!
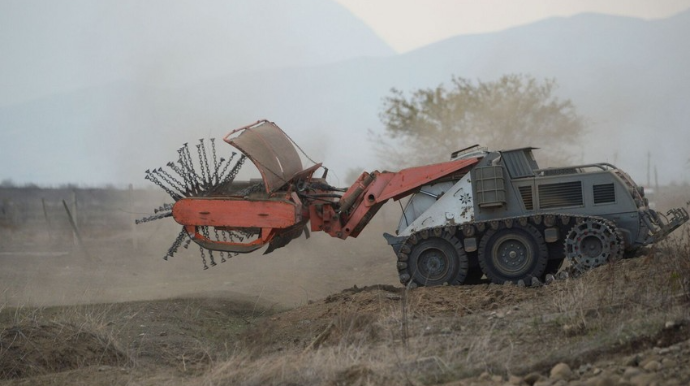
[
  {"left": 0, "top": 321, "right": 127, "bottom": 379},
  {"left": 241, "top": 280, "right": 543, "bottom": 353}
]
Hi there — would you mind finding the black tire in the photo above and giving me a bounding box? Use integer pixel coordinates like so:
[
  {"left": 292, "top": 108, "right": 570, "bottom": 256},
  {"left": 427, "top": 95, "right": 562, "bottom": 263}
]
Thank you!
[
  {"left": 407, "top": 235, "right": 468, "bottom": 286},
  {"left": 478, "top": 224, "right": 548, "bottom": 284}
]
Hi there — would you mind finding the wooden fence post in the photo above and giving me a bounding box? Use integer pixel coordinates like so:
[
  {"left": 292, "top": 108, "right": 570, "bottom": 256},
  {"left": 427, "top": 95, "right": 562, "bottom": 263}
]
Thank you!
[
  {"left": 129, "top": 184, "right": 138, "bottom": 250},
  {"left": 72, "top": 190, "right": 78, "bottom": 246},
  {"left": 41, "top": 198, "right": 52, "bottom": 241},
  {"left": 63, "top": 199, "right": 94, "bottom": 261}
]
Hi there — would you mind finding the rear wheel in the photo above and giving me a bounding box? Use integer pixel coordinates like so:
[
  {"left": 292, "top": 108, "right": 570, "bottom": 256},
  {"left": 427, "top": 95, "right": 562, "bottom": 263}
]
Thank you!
[
  {"left": 478, "top": 224, "right": 548, "bottom": 284},
  {"left": 406, "top": 235, "right": 468, "bottom": 286},
  {"left": 564, "top": 218, "right": 623, "bottom": 270}
]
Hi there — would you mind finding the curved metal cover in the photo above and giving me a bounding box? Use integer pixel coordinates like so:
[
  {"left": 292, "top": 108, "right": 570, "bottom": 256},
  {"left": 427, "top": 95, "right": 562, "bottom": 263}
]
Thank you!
[{"left": 225, "top": 120, "right": 303, "bottom": 193}]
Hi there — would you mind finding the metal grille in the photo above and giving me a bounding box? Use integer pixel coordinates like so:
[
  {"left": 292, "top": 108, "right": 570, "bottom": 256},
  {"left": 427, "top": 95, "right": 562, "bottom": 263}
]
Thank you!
[
  {"left": 518, "top": 186, "right": 534, "bottom": 210},
  {"left": 538, "top": 181, "right": 583, "bottom": 209},
  {"left": 501, "top": 150, "right": 536, "bottom": 178},
  {"left": 473, "top": 166, "right": 506, "bottom": 208},
  {"left": 593, "top": 183, "right": 616, "bottom": 204}
]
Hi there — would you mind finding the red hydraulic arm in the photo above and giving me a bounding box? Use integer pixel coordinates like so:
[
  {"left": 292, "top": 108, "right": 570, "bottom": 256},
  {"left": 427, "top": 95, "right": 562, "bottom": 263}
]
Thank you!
[{"left": 309, "top": 158, "right": 479, "bottom": 240}]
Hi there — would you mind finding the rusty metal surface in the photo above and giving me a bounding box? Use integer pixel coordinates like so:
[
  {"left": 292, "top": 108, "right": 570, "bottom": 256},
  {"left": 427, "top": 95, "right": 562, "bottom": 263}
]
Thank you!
[
  {"left": 225, "top": 120, "right": 303, "bottom": 193},
  {"left": 172, "top": 197, "right": 299, "bottom": 229},
  {"left": 377, "top": 157, "right": 479, "bottom": 202}
]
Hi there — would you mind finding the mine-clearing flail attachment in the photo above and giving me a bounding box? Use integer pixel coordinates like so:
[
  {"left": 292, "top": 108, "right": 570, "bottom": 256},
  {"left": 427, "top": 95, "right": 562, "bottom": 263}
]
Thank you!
[
  {"left": 171, "top": 120, "right": 322, "bottom": 256},
  {"left": 136, "top": 120, "right": 320, "bottom": 266}
]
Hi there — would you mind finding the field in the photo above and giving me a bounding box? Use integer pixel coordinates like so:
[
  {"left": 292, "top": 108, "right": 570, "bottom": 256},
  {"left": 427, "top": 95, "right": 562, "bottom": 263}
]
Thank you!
[{"left": 1, "top": 186, "right": 689, "bottom": 385}]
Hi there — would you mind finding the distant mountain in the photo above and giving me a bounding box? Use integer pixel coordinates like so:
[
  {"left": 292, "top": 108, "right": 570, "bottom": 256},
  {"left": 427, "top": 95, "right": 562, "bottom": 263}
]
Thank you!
[
  {"left": 2, "top": 8, "right": 690, "bottom": 186},
  {"left": 0, "top": 0, "right": 394, "bottom": 105}
]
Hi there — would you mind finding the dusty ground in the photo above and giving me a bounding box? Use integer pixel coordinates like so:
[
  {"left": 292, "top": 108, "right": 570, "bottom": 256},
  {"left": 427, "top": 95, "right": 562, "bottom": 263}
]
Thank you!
[{"left": 1, "top": 190, "right": 689, "bottom": 385}]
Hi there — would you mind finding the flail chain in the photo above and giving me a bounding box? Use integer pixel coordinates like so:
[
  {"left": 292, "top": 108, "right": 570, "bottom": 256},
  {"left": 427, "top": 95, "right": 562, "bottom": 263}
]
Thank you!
[{"left": 137, "top": 138, "right": 249, "bottom": 269}]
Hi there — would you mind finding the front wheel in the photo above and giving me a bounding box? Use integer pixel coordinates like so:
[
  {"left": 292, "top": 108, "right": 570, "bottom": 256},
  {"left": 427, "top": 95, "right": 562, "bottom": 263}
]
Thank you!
[
  {"left": 478, "top": 224, "right": 548, "bottom": 284},
  {"left": 406, "top": 235, "right": 468, "bottom": 287}
]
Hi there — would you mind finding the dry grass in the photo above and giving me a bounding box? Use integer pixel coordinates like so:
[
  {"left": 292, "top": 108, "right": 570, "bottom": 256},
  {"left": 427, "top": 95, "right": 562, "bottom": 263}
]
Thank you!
[
  {"left": 0, "top": 304, "right": 130, "bottom": 380},
  {"left": 197, "top": 296, "right": 497, "bottom": 385},
  {"left": 2, "top": 253, "right": 688, "bottom": 386},
  {"left": 195, "top": 225, "right": 690, "bottom": 386},
  {"left": 660, "top": 224, "right": 690, "bottom": 302}
]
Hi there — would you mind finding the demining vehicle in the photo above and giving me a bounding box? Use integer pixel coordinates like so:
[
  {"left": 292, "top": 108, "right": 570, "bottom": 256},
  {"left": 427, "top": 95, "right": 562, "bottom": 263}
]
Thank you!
[{"left": 138, "top": 120, "right": 688, "bottom": 287}]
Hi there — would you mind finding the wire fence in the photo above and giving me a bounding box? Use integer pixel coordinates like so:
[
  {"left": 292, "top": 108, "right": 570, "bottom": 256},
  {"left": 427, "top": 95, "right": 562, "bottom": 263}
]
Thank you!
[{"left": 0, "top": 186, "right": 169, "bottom": 244}]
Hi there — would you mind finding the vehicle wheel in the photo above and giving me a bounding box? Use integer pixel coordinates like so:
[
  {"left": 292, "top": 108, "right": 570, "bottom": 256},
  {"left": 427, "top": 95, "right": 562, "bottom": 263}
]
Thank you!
[
  {"left": 564, "top": 218, "right": 623, "bottom": 271},
  {"left": 478, "top": 224, "right": 548, "bottom": 284},
  {"left": 406, "top": 235, "right": 468, "bottom": 286}
]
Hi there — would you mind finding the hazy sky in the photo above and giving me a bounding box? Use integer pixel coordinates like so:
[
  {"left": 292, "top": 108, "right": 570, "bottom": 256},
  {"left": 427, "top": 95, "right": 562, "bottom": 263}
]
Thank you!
[
  {"left": 335, "top": 0, "right": 690, "bottom": 52},
  {"left": 2, "top": 0, "right": 690, "bottom": 186}
]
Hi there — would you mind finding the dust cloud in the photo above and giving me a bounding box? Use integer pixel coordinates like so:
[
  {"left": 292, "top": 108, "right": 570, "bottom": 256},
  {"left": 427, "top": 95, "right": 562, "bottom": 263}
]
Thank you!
[{"left": 0, "top": 186, "right": 400, "bottom": 309}]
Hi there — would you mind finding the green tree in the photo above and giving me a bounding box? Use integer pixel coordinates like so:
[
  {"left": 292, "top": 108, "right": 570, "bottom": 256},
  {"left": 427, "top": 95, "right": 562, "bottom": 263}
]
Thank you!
[{"left": 376, "top": 74, "right": 585, "bottom": 168}]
